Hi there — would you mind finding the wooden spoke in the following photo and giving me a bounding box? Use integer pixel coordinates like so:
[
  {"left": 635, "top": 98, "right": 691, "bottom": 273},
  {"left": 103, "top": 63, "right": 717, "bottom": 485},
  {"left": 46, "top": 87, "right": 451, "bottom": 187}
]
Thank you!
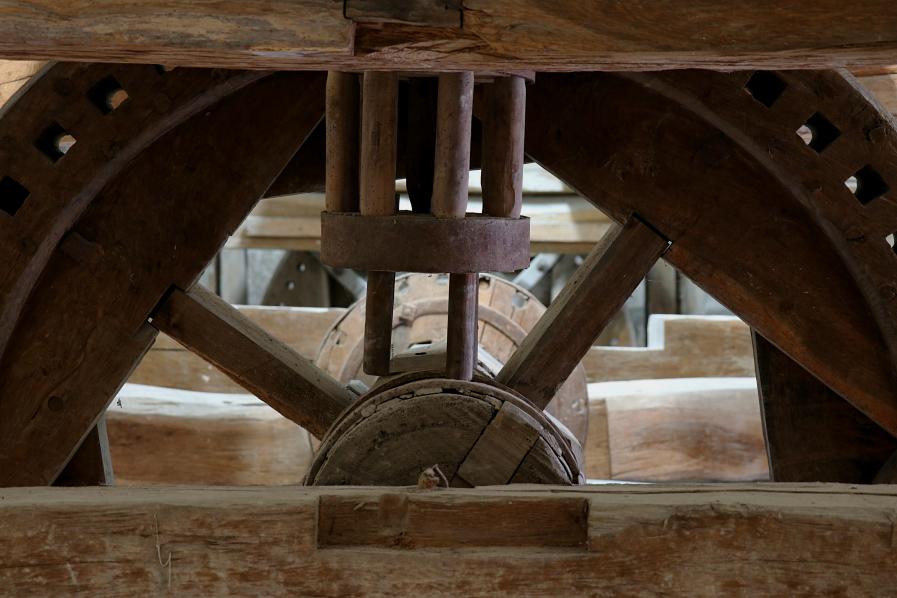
[
  {"left": 151, "top": 285, "right": 354, "bottom": 439},
  {"left": 498, "top": 218, "right": 669, "bottom": 409},
  {"left": 53, "top": 419, "right": 114, "bottom": 487},
  {"left": 753, "top": 333, "right": 897, "bottom": 482}
]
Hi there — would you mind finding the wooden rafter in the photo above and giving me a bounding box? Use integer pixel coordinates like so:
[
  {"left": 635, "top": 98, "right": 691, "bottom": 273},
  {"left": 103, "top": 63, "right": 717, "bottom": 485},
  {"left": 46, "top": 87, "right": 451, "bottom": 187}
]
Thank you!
[{"left": 0, "top": 1, "right": 894, "bottom": 71}]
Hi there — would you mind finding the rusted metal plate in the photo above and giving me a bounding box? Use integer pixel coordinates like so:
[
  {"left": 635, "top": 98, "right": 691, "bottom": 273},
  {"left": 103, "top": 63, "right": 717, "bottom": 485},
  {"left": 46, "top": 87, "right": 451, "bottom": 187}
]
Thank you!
[{"left": 320, "top": 211, "right": 531, "bottom": 273}]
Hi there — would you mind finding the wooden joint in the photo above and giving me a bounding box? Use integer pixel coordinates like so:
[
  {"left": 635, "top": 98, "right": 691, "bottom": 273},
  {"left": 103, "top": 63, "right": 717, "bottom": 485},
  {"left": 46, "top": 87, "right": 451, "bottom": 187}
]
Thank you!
[{"left": 345, "top": 0, "right": 463, "bottom": 28}]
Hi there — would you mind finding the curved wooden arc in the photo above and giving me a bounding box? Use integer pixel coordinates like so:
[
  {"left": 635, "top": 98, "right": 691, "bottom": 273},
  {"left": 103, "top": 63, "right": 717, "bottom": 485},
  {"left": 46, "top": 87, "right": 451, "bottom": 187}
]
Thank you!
[
  {"left": 524, "top": 71, "right": 897, "bottom": 437},
  {"left": 0, "top": 63, "right": 265, "bottom": 363},
  {"left": 0, "top": 69, "right": 326, "bottom": 486}
]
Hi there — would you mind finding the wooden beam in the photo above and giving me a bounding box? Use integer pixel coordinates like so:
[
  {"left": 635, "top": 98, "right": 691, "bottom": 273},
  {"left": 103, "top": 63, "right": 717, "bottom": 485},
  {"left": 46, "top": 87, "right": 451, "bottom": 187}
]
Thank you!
[
  {"left": 498, "top": 218, "right": 668, "bottom": 408},
  {"left": 2, "top": 484, "right": 897, "bottom": 594},
  {"left": 753, "top": 333, "right": 897, "bottom": 482},
  {"left": 0, "top": 2, "right": 895, "bottom": 71},
  {"left": 150, "top": 285, "right": 353, "bottom": 439}
]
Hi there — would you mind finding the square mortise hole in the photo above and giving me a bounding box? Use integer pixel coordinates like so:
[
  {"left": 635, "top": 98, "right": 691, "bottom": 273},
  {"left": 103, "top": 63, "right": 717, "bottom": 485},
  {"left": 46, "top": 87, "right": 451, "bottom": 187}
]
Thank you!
[
  {"left": 34, "top": 122, "right": 76, "bottom": 162},
  {"left": 0, "top": 176, "right": 30, "bottom": 216},
  {"left": 744, "top": 71, "right": 787, "bottom": 108},
  {"left": 88, "top": 76, "right": 129, "bottom": 114},
  {"left": 797, "top": 112, "right": 841, "bottom": 153},
  {"left": 845, "top": 165, "right": 889, "bottom": 205}
]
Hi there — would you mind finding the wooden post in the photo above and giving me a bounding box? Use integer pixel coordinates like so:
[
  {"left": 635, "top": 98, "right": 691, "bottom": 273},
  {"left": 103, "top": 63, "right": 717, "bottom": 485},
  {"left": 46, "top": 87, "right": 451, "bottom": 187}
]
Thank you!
[
  {"left": 482, "top": 75, "right": 525, "bottom": 219},
  {"left": 432, "top": 72, "right": 477, "bottom": 380},
  {"left": 325, "top": 71, "right": 359, "bottom": 213},
  {"left": 405, "top": 77, "right": 438, "bottom": 214},
  {"left": 360, "top": 71, "right": 399, "bottom": 376}
]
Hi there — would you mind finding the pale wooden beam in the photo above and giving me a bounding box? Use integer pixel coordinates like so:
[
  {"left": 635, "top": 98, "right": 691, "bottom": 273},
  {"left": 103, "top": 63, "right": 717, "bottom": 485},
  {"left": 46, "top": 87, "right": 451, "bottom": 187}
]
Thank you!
[
  {"left": 150, "top": 285, "right": 353, "bottom": 438},
  {"left": 0, "top": 2, "right": 895, "bottom": 71},
  {"left": 498, "top": 218, "right": 669, "bottom": 409},
  {"left": 2, "top": 485, "right": 897, "bottom": 594}
]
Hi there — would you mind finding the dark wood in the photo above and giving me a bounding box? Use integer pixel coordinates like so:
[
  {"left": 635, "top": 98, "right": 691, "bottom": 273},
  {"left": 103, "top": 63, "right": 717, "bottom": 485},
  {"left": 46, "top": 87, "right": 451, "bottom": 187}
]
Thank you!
[
  {"left": 360, "top": 71, "right": 399, "bottom": 376},
  {"left": 363, "top": 271, "right": 396, "bottom": 376},
  {"left": 53, "top": 419, "right": 114, "bottom": 486},
  {"left": 324, "top": 72, "right": 359, "bottom": 213},
  {"left": 446, "top": 273, "right": 478, "bottom": 380},
  {"left": 431, "top": 72, "right": 473, "bottom": 219},
  {"left": 345, "top": 0, "right": 463, "bottom": 27},
  {"left": 523, "top": 71, "right": 897, "bottom": 437},
  {"left": 875, "top": 451, "right": 897, "bottom": 483},
  {"left": 0, "top": 64, "right": 265, "bottom": 365},
  {"left": 151, "top": 285, "right": 353, "bottom": 439},
  {"left": 1, "top": 2, "right": 897, "bottom": 71},
  {"left": 753, "top": 333, "right": 897, "bottom": 482},
  {"left": 0, "top": 71, "right": 327, "bottom": 486},
  {"left": 482, "top": 76, "right": 525, "bottom": 218},
  {"left": 405, "top": 77, "right": 438, "bottom": 213},
  {"left": 499, "top": 219, "right": 668, "bottom": 409}
]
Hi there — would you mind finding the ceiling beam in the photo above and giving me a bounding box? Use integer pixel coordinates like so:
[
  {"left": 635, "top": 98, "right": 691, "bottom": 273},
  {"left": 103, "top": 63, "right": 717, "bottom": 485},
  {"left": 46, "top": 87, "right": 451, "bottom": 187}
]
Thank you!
[{"left": 0, "top": 1, "right": 895, "bottom": 71}]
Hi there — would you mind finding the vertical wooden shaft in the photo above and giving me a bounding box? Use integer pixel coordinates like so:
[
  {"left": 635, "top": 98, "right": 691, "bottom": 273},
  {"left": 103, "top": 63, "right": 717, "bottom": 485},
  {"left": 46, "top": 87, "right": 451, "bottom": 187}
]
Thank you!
[
  {"left": 360, "top": 72, "right": 399, "bottom": 376},
  {"left": 446, "top": 273, "right": 479, "bottom": 380},
  {"left": 325, "top": 71, "right": 360, "bottom": 213},
  {"left": 432, "top": 72, "right": 474, "bottom": 218},
  {"left": 432, "top": 72, "right": 477, "bottom": 379},
  {"left": 482, "top": 76, "right": 525, "bottom": 218},
  {"left": 406, "top": 77, "right": 438, "bottom": 214}
]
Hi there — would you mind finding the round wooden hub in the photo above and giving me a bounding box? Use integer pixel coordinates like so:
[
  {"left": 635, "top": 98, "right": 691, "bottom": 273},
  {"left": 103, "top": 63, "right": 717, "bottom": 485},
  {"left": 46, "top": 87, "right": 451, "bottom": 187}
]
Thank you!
[
  {"left": 316, "top": 273, "right": 590, "bottom": 444},
  {"left": 305, "top": 372, "right": 584, "bottom": 487}
]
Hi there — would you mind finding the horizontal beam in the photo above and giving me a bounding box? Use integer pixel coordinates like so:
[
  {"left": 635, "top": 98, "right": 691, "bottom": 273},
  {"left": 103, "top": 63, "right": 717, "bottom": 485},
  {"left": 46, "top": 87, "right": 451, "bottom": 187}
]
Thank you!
[
  {"left": 1, "top": 484, "right": 896, "bottom": 594},
  {"left": 0, "top": 2, "right": 895, "bottom": 71}
]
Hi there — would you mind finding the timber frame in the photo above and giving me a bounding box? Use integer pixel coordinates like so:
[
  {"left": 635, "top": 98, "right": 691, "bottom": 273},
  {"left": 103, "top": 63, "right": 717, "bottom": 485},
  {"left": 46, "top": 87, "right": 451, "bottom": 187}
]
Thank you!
[{"left": 2, "top": 2, "right": 897, "bottom": 594}]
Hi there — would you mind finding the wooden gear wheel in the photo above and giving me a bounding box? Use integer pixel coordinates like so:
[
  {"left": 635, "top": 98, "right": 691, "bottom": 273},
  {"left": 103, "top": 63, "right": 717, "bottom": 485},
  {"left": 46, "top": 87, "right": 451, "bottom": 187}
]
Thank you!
[{"left": 2, "top": 64, "right": 897, "bottom": 487}]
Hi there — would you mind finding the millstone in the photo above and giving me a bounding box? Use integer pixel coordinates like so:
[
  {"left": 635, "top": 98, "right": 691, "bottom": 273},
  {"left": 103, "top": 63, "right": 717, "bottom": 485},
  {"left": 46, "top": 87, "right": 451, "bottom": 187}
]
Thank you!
[{"left": 305, "top": 372, "right": 584, "bottom": 487}]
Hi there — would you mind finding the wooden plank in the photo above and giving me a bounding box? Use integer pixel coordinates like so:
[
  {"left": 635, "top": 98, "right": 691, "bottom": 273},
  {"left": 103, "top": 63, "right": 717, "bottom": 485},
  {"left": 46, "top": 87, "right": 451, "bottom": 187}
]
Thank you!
[
  {"left": 2, "top": 485, "right": 897, "bottom": 595},
  {"left": 0, "top": 2, "right": 895, "bottom": 70},
  {"left": 499, "top": 219, "right": 668, "bottom": 408},
  {"left": 150, "top": 285, "right": 353, "bottom": 439},
  {"left": 107, "top": 384, "right": 314, "bottom": 485},
  {"left": 590, "top": 377, "right": 768, "bottom": 482},
  {"left": 584, "top": 315, "right": 755, "bottom": 382},
  {"left": 754, "top": 333, "right": 897, "bottom": 482}
]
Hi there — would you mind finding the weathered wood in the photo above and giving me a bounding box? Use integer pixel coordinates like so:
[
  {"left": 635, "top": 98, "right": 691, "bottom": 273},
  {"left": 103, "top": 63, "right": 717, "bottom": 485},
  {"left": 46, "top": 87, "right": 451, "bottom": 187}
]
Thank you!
[
  {"left": 445, "top": 272, "right": 478, "bottom": 380},
  {"left": 584, "top": 315, "right": 755, "bottom": 382},
  {"left": 754, "top": 333, "right": 897, "bottom": 482},
  {"left": 345, "top": 0, "right": 463, "bottom": 28},
  {"left": 107, "top": 384, "right": 314, "bottom": 485},
  {"left": 590, "top": 377, "right": 767, "bottom": 482},
  {"left": 482, "top": 76, "right": 525, "bottom": 218},
  {"left": 525, "top": 71, "right": 897, "bottom": 437},
  {"left": 324, "top": 72, "right": 360, "bottom": 213},
  {"left": 0, "top": 3, "right": 896, "bottom": 71},
  {"left": 359, "top": 71, "right": 399, "bottom": 376},
  {"left": 405, "top": 77, "right": 438, "bottom": 213},
  {"left": 431, "top": 72, "right": 473, "bottom": 219},
  {"left": 2, "top": 484, "right": 897, "bottom": 595},
  {"left": 150, "top": 285, "right": 353, "bottom": 439},
  {"left": 130, "top": 306, "right": 344, "bottom": 392},
  {"left": 0, "top": 71, "right": 327, "bottom": 487},
  {"left": 53, "top": 419, "right": 114, "bottom": 487},
  {"left": 499, "top": 219, "right": 669, "bottom": 409}
]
